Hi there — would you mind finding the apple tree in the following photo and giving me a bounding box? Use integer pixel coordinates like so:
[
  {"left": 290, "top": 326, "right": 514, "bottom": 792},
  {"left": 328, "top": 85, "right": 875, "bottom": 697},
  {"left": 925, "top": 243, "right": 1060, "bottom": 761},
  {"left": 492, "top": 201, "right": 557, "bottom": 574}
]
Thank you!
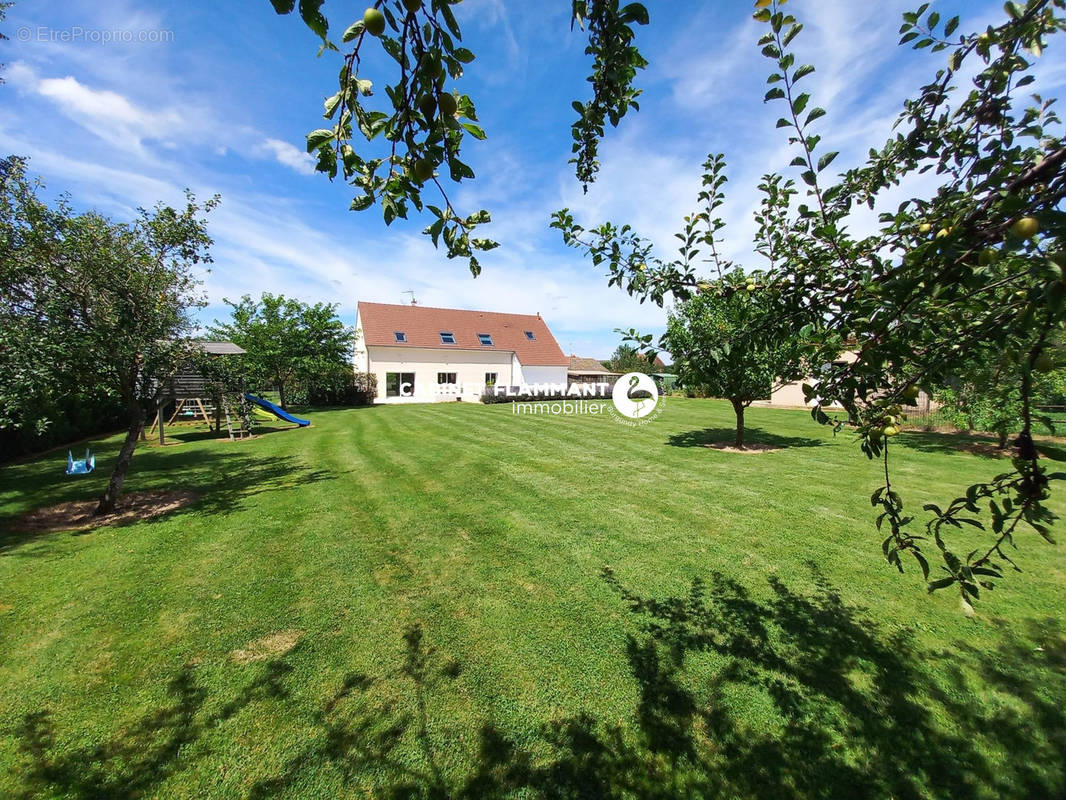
[
  {"left": 554, "top": 1, "right": 1066, "bottom": 606},
  {"left": 0, "top": 158, "right": 216, "bottom": 514},
  {"left": 268, "top": 0, "right": 649, "bottom": 275},
  {"left": 665, "top": 271, "right": 810, "bottom": 448}
]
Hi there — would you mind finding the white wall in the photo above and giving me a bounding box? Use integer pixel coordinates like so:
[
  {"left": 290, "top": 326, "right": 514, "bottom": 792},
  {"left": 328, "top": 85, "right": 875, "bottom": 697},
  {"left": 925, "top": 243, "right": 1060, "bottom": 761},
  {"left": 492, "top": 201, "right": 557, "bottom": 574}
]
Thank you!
[
  {"left": 367, "top": 346, "right": 515, "bottom": 403},
  {"left": 520, "top": 365, "right": 570, "bottom": 386}
]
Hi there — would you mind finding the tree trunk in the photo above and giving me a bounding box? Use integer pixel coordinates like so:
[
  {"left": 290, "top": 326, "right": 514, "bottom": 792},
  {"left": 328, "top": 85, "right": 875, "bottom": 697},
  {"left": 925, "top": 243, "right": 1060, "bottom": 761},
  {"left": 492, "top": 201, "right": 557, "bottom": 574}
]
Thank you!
[
  {"left": 731, "top": 398, "right": 746, "bottom": 448},
  {"left": 278, "top": 381, "right": 287, "bottom": 410},
  {"left": 95, "top": 404, "right": 145, "bottom": 516},
  {"left": 997, "top": 430, "right": 1009, "bottom": 449}
]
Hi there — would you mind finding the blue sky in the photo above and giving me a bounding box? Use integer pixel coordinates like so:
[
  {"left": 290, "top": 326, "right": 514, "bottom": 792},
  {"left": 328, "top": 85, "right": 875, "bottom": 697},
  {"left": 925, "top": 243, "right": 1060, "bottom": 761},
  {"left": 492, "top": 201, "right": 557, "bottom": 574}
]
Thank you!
[{"left": 3, "top": 0, "right": 1063, "bottom": 359}]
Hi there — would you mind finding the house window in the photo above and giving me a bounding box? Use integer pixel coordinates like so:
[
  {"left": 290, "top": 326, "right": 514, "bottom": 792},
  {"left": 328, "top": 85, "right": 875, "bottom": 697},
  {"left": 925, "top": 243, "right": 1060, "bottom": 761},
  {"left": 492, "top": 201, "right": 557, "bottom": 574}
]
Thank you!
[
  {"left": 437, "top": 372, "right": 457, "bottom": 384},
  {"left": 394, "top": 331, "right": 407, "bottom": 343},
  {"left": 385, "top": 372, "right": 415, "bottom": 397},
  {"left": 485, "top": 372, "right": 497, "bottom": 386},
  {"left": 524, "top": 330, "right": 536, "bottom": 341},
  {"left": 439, "top": 331, "right": 456, "bottom": 345},
  {"left": 477, "top": 333, "right": 494, "bottom": 347}
]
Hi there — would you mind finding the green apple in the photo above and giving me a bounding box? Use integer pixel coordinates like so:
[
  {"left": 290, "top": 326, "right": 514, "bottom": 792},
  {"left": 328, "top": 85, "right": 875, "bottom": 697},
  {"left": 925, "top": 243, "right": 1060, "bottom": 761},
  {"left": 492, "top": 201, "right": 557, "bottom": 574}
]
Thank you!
[
  {"left": 438, "top": 92, "right": 458, "bottom": 117},
  {"left": 918, "top": 223, "right": 932, "bottom": 234},
  {"left": 418, "top": 94, "right": 436, "bottom": 119},
  {"left": 403, "top": 0, "right": 422, "bottom": 13},
  {"left": 423, "top": 53, "right": 445, "bottom": 80},
  {"left": 412, "top": 158, "right": 434, "bottom": 183},
  {"left": 882, "top": 425, "right": 899, "bottom": 437},
  {"left": 902, "top": 385, "right": 919, "bottom": 402},
  {"left": 746, "top": 283, "right": 756, "bottom": 292},
  {"left": 936, "top": 226, "right": 952, "bottom": 239},
  {"left": 978, "top": 247, "right": 999, "bottom": 266},
  {"left": 1011, "top": 216, "right": 1040, "bottom": 239},
  {"left": 363, "top": 7, "right": 386, "bottom": 35}
]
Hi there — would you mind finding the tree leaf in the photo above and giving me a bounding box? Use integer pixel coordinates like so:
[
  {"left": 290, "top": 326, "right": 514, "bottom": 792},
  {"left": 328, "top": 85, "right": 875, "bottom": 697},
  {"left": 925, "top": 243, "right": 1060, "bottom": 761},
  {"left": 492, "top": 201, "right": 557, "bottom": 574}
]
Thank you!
[{"left": 306, "top": 129, "right": 335, "bottom": 152}]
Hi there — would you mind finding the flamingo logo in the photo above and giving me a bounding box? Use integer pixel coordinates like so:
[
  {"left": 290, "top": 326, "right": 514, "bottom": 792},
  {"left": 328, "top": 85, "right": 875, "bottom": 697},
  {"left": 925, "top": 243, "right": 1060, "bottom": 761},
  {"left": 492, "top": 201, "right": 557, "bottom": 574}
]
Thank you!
[{"left": 612, "top": 372, "right": 660, "bottom": 420}]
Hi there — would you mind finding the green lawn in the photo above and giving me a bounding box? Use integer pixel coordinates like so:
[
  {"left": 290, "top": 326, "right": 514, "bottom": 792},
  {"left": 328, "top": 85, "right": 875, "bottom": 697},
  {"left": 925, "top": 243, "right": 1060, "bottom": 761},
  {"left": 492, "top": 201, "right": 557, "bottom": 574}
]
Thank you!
[{"left": 1, "top": 398, "right": 1064, "bottom": 799}]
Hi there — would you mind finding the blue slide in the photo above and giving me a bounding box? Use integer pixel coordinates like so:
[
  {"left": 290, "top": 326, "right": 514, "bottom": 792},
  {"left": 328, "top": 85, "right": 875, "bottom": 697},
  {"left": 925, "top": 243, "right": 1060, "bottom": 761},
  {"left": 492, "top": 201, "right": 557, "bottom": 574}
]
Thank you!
[{"left": 245, "top": 393, "right": 311, "bottom": 427}]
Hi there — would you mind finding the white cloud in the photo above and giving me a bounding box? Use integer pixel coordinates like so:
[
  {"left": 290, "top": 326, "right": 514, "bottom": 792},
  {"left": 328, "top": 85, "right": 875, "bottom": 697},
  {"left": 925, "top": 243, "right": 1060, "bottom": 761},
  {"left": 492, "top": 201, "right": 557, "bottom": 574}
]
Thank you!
[
  {"left": 5, "top": 61, "right": 199, "bottom": 154},
  {"left": 256, "top": 137, "right": 315, "bottom": 175}
]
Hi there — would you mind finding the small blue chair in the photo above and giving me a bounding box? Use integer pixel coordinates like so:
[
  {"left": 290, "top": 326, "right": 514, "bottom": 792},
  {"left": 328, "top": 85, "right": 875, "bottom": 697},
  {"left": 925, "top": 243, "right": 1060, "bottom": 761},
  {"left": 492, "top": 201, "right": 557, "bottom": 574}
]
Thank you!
[{"left": 66, "top": 449, "right": 95, "bottom": 476}]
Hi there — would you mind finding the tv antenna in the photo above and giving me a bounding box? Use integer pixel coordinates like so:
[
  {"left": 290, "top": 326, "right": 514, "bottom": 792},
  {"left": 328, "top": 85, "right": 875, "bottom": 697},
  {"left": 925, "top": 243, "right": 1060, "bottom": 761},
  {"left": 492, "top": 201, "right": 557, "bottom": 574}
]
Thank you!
[{"left": 402, "top": 290, "right": 418, "bottom": 305}]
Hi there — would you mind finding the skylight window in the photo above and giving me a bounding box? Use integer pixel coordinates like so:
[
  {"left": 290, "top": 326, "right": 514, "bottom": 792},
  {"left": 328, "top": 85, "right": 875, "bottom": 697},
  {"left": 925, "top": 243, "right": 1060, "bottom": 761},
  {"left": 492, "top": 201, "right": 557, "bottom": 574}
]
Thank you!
[
  {"left": 524, "top": 330, "right": 536, "bottom": 341},
  {"left": 439, "top": 331, "right": 456, "bottom": 345},
  {"left": 477, "top": 333, "right": 494, "bottom": 346},
  {"left": 394, "top": 331, "right": 407, "bottom": 343}
]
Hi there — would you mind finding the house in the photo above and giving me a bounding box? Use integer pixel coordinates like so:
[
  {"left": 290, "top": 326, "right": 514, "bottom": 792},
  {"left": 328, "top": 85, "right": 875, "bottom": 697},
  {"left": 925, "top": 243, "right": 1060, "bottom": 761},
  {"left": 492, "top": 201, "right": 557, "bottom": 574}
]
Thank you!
[
  {"left": 353, "top": 301, "right": 570, "bottom": 403},
  {"left": 762, "top": 349, "right": 936, "bottom": 413},
  {"left": 568, "top": 356, "right": 619, "bottom": 385}
]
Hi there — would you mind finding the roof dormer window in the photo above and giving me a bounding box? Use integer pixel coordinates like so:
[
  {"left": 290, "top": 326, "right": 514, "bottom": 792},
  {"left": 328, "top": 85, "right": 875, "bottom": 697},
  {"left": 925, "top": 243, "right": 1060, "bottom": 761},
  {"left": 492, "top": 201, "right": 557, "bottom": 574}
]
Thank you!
[
  {"left": 439, "top": 331, "right": 456, "bottom": 345},
  {"left": 524, "top": 330, "right": 536, "bottom": 341},
  {"left": 477, "top": 333, "right": 494, "bottom": 346},
  {"left": 394, "top": 331, "right": 407, "bottom": 343}
]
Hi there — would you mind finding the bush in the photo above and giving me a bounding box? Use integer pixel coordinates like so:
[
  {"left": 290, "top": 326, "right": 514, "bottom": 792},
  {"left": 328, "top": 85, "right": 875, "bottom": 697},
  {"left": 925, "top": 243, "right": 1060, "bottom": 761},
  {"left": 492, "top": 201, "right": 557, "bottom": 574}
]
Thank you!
[
  {"left": 0, "top": 391, "right": 127, "bottom": 462},
  {"left": 287, "top": 371, "right": 377, "bottom": 407}
]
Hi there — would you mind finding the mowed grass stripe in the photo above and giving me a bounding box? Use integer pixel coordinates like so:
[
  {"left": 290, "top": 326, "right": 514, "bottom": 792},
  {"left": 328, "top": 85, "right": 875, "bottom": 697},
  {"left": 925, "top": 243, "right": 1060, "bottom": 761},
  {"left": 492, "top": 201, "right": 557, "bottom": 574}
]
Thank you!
[{"left": 0, "top": 398, "right": 1064, "bottom": 797}]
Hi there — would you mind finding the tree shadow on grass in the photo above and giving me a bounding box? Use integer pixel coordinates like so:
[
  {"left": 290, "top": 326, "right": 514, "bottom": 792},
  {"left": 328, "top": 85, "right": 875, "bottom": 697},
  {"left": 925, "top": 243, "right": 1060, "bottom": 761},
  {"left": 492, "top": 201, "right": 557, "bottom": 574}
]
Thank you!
[
  {"left": 895, "top": 430, "right": 1066, "bottom": 462},
  {"left": 10, "top": 571, "right": 1065, "bottom": 798},
  {"left": 667, "top": 426, "right": 825, "bottom": 449},
  {"left": 13, "top": 655, "right": 295, "bottom": 800},
  {"left": 0, "top": 449, "right": 333, "bottom": 556},
  {"left": 249, "top": 570, "right": 1065, "bottom": 798}
]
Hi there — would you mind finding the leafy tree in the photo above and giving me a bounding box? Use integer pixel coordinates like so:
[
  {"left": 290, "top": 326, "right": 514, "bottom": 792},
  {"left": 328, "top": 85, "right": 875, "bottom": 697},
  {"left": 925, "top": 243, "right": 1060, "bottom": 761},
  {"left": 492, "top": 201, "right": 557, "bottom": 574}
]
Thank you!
[
  {"left": 604, "top": 343, "right": 657, "bottom": 376},
  {"left": 665, "top": 270, "right": 808, "bottom": 447},
  {"left": 552, "top": 1, "right": 1066, "bottom": 604},
  {"left": 209, "top": 293, "right": 354, "bottom": 409},
  {"left": 0, "top": 158, "right": 216, "bottom": 514}
]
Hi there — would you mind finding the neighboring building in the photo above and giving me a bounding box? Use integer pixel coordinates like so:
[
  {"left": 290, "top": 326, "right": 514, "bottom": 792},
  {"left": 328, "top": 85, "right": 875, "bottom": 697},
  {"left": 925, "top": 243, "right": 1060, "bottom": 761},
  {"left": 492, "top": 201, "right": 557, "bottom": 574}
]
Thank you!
[
  {"left": 762, "top": 349, "right": 936, "bottom": 413},
  {"left": 764, "top": 351, "right": 859, "bottom": 410},
  {"left": 354, "top": 301, "right": 569, "bottom": 403},
  {"left": 568, "top": 356, "right": 619, "bottom": 385}
]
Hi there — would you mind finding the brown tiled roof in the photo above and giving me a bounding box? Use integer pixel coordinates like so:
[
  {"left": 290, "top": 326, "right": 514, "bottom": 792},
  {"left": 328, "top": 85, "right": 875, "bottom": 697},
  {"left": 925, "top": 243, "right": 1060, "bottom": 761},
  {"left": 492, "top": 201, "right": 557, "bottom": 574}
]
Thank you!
[
  {"left": 568, "top": 356, "right": 613, "bottom": 374},
  {"left": 357, "top": 302, "right": 568, "bottom": 366}
]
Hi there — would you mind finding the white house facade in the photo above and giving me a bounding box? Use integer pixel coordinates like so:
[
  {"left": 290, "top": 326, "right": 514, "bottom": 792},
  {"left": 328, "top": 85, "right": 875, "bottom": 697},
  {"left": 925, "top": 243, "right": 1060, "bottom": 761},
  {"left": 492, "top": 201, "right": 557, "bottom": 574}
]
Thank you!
[{"left": 354, "top": 301, "right": 570, "bottom": 403}]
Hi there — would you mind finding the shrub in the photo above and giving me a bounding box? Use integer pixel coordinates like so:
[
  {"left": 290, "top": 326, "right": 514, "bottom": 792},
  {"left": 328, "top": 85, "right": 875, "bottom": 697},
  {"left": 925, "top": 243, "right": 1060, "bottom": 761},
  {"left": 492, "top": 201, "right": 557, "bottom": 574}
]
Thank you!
[
  {"left": 0, "top": 391, "right": 126, "bottom": 462},
  {"left": 287, "top": 371, "right": 377, "bottom": 407}
]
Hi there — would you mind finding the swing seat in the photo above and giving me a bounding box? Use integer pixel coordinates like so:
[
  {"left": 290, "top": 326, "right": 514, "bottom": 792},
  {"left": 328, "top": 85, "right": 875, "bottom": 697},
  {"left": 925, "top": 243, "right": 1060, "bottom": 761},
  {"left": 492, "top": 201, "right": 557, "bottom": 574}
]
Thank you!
[{"left": 66, "top": 449, "right": 95, "bottom": 476}]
